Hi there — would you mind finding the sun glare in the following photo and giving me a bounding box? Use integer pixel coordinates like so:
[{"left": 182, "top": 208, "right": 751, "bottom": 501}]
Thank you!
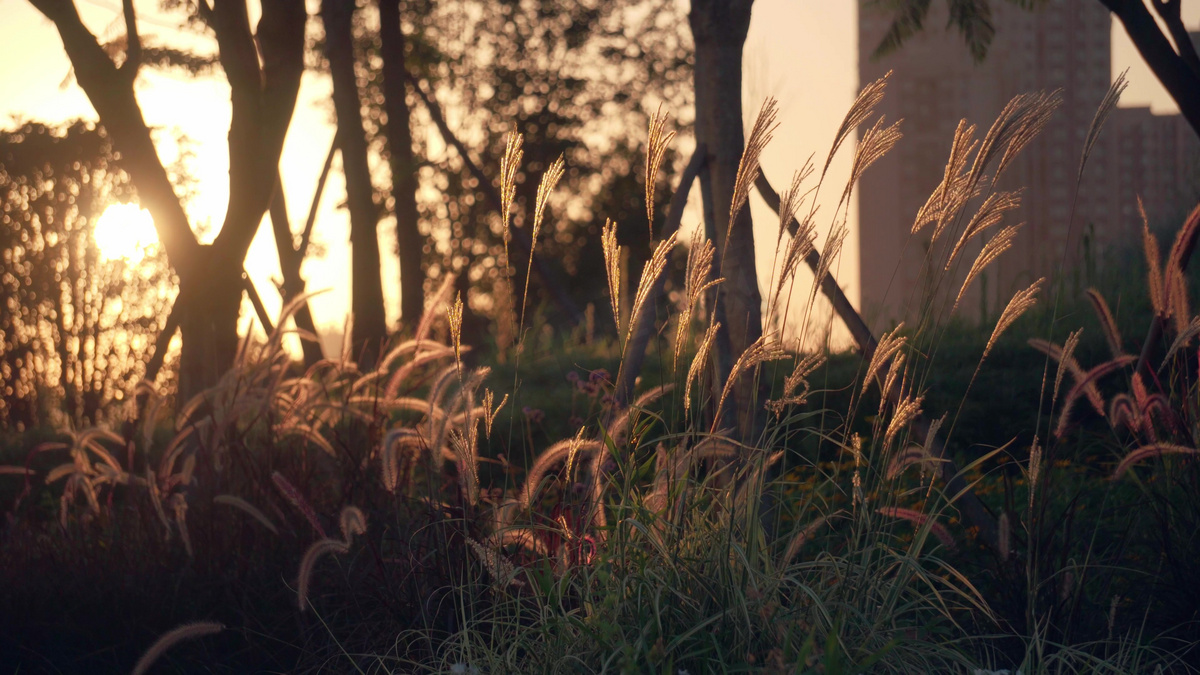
[{"left": 93, "top": 204, "right": 159, "bottom": 263}]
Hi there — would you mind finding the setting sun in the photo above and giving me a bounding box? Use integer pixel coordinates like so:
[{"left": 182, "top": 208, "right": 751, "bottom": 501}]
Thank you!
[{"left": 93, "top": 203, "right": 158, "bottom": 263}]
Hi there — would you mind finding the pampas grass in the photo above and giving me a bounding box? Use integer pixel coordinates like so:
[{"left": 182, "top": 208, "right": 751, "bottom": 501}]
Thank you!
[{"left": 644, "top": 105, "right": 675, "bottom": 239}]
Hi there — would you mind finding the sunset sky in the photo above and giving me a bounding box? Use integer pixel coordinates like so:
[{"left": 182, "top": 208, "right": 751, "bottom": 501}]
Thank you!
[{"left": 1, "top": 0, "right": 1194, "bottom": 351}]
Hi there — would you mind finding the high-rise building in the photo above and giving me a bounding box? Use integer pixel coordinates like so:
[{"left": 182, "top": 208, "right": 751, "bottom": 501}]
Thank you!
[{"left": 857, "top": 0, "right": 1198, "bottom": 329}]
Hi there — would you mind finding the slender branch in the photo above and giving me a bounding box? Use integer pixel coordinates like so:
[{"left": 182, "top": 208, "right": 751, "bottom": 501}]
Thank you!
[
  {"left": 756, "top": 172, "right": 1000, "bottom": 553},
  {"left": 119, "top": 0, "right": 141, "bottom": 80},
  {"left": 269, "top": 173, "right": 325, "bottom": 367},
  {"left": 613, "top": 145, "right": 707, "bottom": 408},
  {"left": 242, "top": 272, "right": 275, "bottom": 336},
  {"left": 1102, "top": 0, "right": 1200, "bottom": 138},
  {"left": 1151, "top": 0, "right": 1200, "bottom": 77},
  {"left": 299, "top": 136, "right": 338, "bottom": 261},
  {"left": 405, "top": 72, "right": 584, "bottom": 325}
]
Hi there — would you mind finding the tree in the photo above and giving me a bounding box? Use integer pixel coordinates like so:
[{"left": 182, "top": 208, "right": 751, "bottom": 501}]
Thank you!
[
  {"left": 28, "top": 0, "right": 307, "bottom": 403},
  {"left": 689, "top": 0, "right": 766, "bottom": 440},
  {"left": 0, "top": 121, "right": 175, "bottom": 429},
  {"left": 322, "top": 0, "right": 388, "bottom": 367},
  {"left": 378, "top": 0, "right": 425, "bottom": 328}
]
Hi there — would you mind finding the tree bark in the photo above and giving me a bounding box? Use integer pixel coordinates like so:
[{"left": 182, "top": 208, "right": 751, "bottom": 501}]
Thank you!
[
  {"left": 322, "top": 0, "right": 388, "bottom": 369},
  {"left": 379, "top": 0, "right": 426, "bottom": 329},
  {"left": 689, "top": 0, "right": 765, "bottom": 440}
]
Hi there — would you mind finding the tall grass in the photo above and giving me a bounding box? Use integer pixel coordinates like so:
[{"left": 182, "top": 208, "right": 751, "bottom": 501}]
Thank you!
[{"left": 2, "top": 79, "right": 1200, "bottom": 673}]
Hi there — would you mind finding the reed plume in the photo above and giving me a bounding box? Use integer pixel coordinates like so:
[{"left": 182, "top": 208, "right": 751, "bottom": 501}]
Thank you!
[
  {"left": 520, "top": 154, "right": 565, "bottom": 327},
  {"left": 877, "top": 506, "right": 955, "bottom": 550},
  {"left": 131, "top": 622, "right": 224, "bottom": 675},
  {"left": 712, "top": 334, "right": 787, "bottom": 432},
  {"left": 685, "top": 322, "right": 720, "bottom": 413},
  {"left": 884, "top": 395, "right": 924, "bottom": 449},
  {"left": 1079, "top": 69, "right": 1128, "bottom": 182},
  {"left": 500, "top": 130, "right": 524, "bottom": 269},
  {"left": 913, "top": 120, "right": 978, "bottom": 240},
  {"left": 645, "top": 104, "right": 675, "bottom": 239},
  {"left": 984, "top": 278, "right": 1043, "bottom": 361},
  {"left": 955, "top": 223, "right": 1022, "bottom": 311},
  {"left": 601, "top": 219, "right": 622, "bottom": 330},
  {"left": 674, "top": 229, "right": 722, "bottom": 370},
  {"left": 824, "top": 70, "right": 891, "bottom": 181},
  {"left": 864, "top": 322, "right": 907, "bottom": 396},
  {"left": 945, "top": 190, "right": 1022, "bottom": 270},
  {"left": 627, "top": 230, "right": 678, "bottom": 344},
  {"left": 730, "top": 99, "right": 779, "bottom": 235},
  {"left": 297, "top": 538, "right": 350, "bottom": 611}
]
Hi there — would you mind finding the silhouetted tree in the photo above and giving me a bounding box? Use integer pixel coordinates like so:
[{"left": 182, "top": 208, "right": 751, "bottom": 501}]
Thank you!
[
  {"left": 0, "top": 121, "right": 174, "bottom": 429},
  {"left": 28, "top": 0, "right": 306, "bottom": 403},
  {"left": 323, "top": 0, "right": 388, "bottom": 367}
]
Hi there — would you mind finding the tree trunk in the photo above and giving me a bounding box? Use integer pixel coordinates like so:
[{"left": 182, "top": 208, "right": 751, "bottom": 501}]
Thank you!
[
  {"left": 379, "top": 0, "right": 426, "bottom": 329},
  {"left": 323, "top": 0, "right": 388, "bottom": 368},
  {"left": 689, "top": 0, "right": 765, "bottom": 440},
  {"left": 177, "top": 259, "right": 242, "bottom": 403}
]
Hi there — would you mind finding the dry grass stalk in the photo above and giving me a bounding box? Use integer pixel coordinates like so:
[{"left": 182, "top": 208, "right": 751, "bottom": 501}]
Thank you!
[
  {"left": 811, "top": 223, "right": 848, "bottom": 307},
  {"left": 769, "top": 169, "right": 817, "bottom": 315},
  {"left": 1141, "top": 200, "right": 1165, "bottom": 316},
  {"left": 685, "top": 322, "right": 720, "bottom": 412},
  {"left": 413, "top": 273, "right": 457, "bottom": 351},
  {"left": 1162, "top": 315, "right": 1200, "bottom": 366},
  {"left": 1112, "top": 443, "right": 1200, "bottom": 479},
  {"left": 766, "top": 352, "right": 826, "bottom": 418},
  {"left": 674, "top": 230, "right": 722, "bottom": 370},
  {"left": 297, "top": 538, "right": 350, "bottom": 611},
  {"left": 1028, "top": 338, "right": 1105, "bottom": 416},
  {"left": 884, "top": 395, "right": 924, "bottom": 449},
  {"left": 466, "top": 537, "right": 524, "bottom": 589},
  {"left": 955, "top": 223, "right": 1022, "bottom": 311},
  {"left": 712, "top": 334, "right": 788, "bottom": 432},
  {"left": 984, "top": 278, "right": 1044, "bottom": 360},
  {"left": 645, "top": 104, "right": 675, "bottom": 239},
  {"left": 1079, "top": 69, "right": 1128, "bottom": 182},
  {"left": 945, "top": 190, "right": 1022, "bottom": 270},
  {"left": 885, "top": 445, "right": 942, "bottom": 480},
  {"left": 780, "top": 513, "right": 836, "bottom": 567},
  {"left": 880, "top": 352, "right": 908, "bottom": 416},
  {"left": 1085, "top": 289, "right": 1124, "bottom": 357},
  {"left": 601, "top": 219, "right": 622, "bottom": 330},
  {"left": 1054, "top": 329, "right": 1084, "bottom": 406},
  {"left": 824, "top": 70, "right": 891, "bottom": 180},
  {"left": 1054, "top": 355, "right": 1136, "bottom": 437},
  {"left": 968, "top": 90, "right": 1062, "bottom": 188},
  {"left": 627, "top": 231, "right": 679, "bottom": 344},
  {"left": 170, "top": 493, "right": 192, "bottom": 557},
  {"left": 339, "top": 505, "right": 366, "bottom": 542},
  {"left": 521, "top": 154, "right": 566, "bottom": 324},
  {"left": 499, "top": 130, "right": 524, "bottom": 267},
  {"left": 864, "top": 322, "right": 907, "bottom": 396},
  {"left": 913, "top": 120, "right": 978, "bottom": 237},
  {"left": 447, "top": 291, "right": 465, "bottom": 371},
  {"left": 730, "top": 98, "right": 780, "bottom": 235},
  {"left": 213, "top": 495, "right": 278, "bottom": 535},
  {"left": 272, "top": 470, "right": 327, "bottom": 538},
  {"left": 877, "top": 506, "right": 955, "bottom": 550},
  {"left": 841, "top": 116, "right": 903, "bottom": 208},
  {"left": 449, "top": 429, "right": 480, "bottom": 505},
  {"left": 1028, "top": 436, "right": 1042, "bottom": 511},
  {"left": 994, "top": 91, "right": 1061, "bottom": 181},
  {"left": 482, "top": 388, "right": 507, "bottom": 439},
  {"left": 131, "top": 621, "right": 224, "bottom": 675},
  {"left": 520, "top": 438, "right": 604, "bottom": 510}
]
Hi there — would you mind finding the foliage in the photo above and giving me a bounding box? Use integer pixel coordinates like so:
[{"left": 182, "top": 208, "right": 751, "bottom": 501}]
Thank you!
[{"left": 0, "top": 121, "right": 174, "bottom": 430}]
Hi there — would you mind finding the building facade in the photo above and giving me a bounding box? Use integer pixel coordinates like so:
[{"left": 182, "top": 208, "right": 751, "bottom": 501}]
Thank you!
[{"left": 858, "top": 0, "right": 1198, "bottom": 329}]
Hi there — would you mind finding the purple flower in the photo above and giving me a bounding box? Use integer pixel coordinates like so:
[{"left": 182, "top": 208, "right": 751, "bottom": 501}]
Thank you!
[
  {"left": 566, "top": 371, "right": 581, "bottom": 384},
  {"left": 589, "top": 368, "right": 610, "bottom": 385}
]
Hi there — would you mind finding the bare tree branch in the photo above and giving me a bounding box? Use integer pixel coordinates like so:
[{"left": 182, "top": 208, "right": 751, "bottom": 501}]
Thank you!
[{"left": 756, "top": 172, "right": 1001, "bottom": 553}]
